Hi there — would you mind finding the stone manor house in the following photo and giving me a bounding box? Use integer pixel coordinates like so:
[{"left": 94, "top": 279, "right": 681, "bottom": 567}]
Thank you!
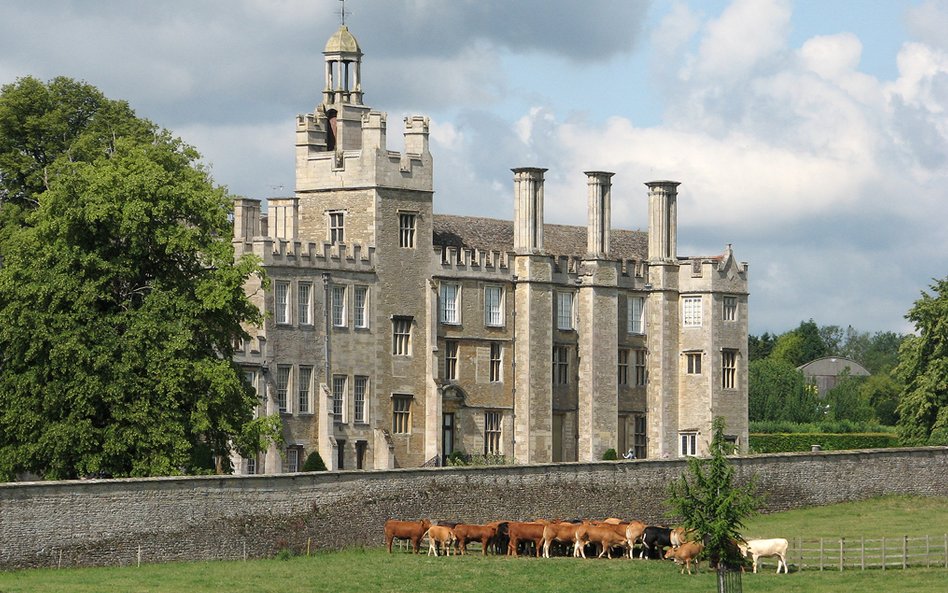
[{"left": 230, "top": 25, "right": 749, "bottom": 474}]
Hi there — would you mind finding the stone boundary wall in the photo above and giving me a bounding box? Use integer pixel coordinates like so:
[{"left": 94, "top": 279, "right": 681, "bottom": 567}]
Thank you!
[{"left": 1, "top": 447, "right": 945, "bottom": 569}]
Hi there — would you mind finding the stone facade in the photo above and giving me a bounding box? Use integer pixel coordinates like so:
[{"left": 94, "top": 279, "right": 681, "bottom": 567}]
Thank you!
[
  {"left": 230, "top": 25, "right": 750, "bottom": 473},
  {"left": 2, "top": 448, "right": 946, "bottom": 569}
]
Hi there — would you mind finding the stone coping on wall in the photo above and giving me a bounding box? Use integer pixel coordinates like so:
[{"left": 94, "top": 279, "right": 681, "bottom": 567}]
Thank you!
[{"left": 1, "top": 446, "right": 945, "bottom": 491}]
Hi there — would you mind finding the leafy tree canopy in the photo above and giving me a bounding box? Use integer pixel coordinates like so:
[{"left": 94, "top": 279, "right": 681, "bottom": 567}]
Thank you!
[
  {"left": 823, "top": 372, "right": 875, "bottom": 423},
  {"left": 748, "top": 358, "right": 822, "bottom": 423},
  {"left": 0, "top": 77, "right": 272, "bottom": 480},
  {"left": 896, "top": 277, "right": 948, "bottom": 445},
  {"left": 666, "top": 417, "right": 761, "bottom": 567}
]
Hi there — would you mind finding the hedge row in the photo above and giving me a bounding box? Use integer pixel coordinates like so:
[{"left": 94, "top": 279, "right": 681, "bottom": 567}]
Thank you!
[{"left": 748, "top": 432, "right": 900, "bottom": 453}]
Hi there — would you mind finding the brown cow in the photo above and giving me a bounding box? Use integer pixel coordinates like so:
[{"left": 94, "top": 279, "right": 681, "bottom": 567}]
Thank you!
[
  {"left": 671, "top": 526, "right": 698, "bottom": 548},
  {"left": 541, "top": 522, "right": 582, "bottom": 558},
  {"left": 384, "top": 518, "right": 430, "bottom": 554},
  {"left": 665, "top": 540, "right": 704, "bottom": 574},
  {"left": 576, "top": 524, "right": 628, "bottom": 559},
  {"left": 452, "top": 523, "right": 497, "bottom": 555},
  {"left": 625, "top": 520, "right": 647, "bottom": 558},
  {"left": 506, "top": 521, "right": 545, "bottom": 557},
  {"left": 426, "top": 525, "right": 457, "bottom": 557}
]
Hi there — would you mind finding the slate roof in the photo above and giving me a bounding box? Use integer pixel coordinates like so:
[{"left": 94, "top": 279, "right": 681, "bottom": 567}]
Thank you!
[{"left": 432, "top": 214, "right": 648, "bottom": 261}]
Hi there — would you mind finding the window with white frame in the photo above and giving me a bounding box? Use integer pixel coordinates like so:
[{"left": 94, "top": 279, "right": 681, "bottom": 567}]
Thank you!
[
  {"left": 722, "top": 350, "right": 737, "bottom": 390},
  {"left": 392, "top": 395, "right": 411, "bottom": 434},
  {"left": 489, "top": 342, "right": 502, "bottom": 382},
  {"left": 328, "top": 211, "right": 344, "bottom": 244},
  {"left": 245, "top": 456, "right": 257, "bottom": 475},
  {"left": 553, "top": 345, "right": 569, "bottom": 385},
  {"left": 298, "top": 282, "right": 312, "bottom": 325},
  {"left": 686, "top": 352, "right": 702, "bottom": 375},
  {"left": 617, "top": 349, "right": 630, "bottom": 386},
  {"left": 331, "top": 285, "right": 347, "bottom": 327},
  {"left": 332, "top": 374, "right": 347, "bottom": 422},
  {"left": 628, "top": 295, "right": 645, "bottom": 334},
  {"left": 723, "top": 296, "right": 737, "bottom": 322},
  {"left": 484, "top": 411, "right": 501, "bottom": 455},
  {"left": 354, "top": 375, "right": 368, "bottom": 424},
  {"left": 444, "top": 340, "right": 458, "bottom": 381},
  {"left": 634, "top": 349, "right": 647, "bottom": 386},
  {"left": 297, "top": 366, "right": 312, "bottom": 414},
  {"left": 682, "top": 296, "right": 702, "bottom": 327},
  {"left": 276, "top": 365, "right": 291, "bottom": 413},
  {"left": 354, "top": 285, "right": 368, "bottom": 328},
  {"left": 392, "top": 316, "right": 412, "bottom": 356},
  {"left": 556, "top": 292, "right": 574, "bottom": 330},
  {"left": 275, "top": 281, "right": 290, "bottom": 324},
  {"left": 679, "top": 432, "right": 698, "bottom": 457},
  {"left": 439, "top": 282, "right": 460, "bottom": 324},
  {"left": 484, "top": 285, "right": 503, "bottom": 327},
  {"left": 399, "top": 212, "right": 416, "bottom": 248}
]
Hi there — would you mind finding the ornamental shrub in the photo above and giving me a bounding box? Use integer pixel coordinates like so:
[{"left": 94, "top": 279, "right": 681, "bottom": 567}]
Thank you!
[{"left": 302, "top": 451, "right": 328, "bottom": 472}]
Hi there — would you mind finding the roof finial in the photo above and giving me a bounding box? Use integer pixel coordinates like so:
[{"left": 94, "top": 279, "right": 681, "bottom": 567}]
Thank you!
[{"left": 338, "top": 0, "right": 350, "bottom": 26}]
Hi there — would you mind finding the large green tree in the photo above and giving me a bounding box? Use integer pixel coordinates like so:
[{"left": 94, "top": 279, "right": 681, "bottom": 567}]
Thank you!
[
  {"left": 666, "top": 417, "right": 760, "bottom": 568},
  {"left": 0, "top": 77, "right": 271, "bottom": 479},
  {"left": 823, "top": 372, "right": 875, "bottom": 423},
  {"left": 896, "top": 277, "right": 948, "bottom": 445},
  {"left": 748, "top": 358, "right": 822, "bottom": 423}
]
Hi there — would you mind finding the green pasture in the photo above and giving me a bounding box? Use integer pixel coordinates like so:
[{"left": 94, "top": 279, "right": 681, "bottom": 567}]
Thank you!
[{"left": 1, "top": 495, "right": 946, "bottom": 593}]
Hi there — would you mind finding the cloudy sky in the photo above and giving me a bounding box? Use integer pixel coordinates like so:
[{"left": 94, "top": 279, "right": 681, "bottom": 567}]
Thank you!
[{"left": 2, "top": 0, "right": 946, "bottom": 336}]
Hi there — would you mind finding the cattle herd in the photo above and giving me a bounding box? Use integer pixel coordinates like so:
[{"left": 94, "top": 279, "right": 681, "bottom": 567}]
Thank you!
[{"left": 383, "top": 517, "right": 789, "bottom": 575}]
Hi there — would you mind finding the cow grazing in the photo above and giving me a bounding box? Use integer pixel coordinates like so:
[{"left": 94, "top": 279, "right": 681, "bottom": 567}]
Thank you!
[
  {"left": 384, "top": 519, "right": 430, "bottom": 554},
  {"left": 426, "top": 525, "right": 457, "bottom": 557},
  {"left": 640, "top": 526, "right": 673, "bottom": 559},
  {"left": 541, "top": 522, "right": 582, "bottom": 558},
  {"left": 625, "top": 521, "right": 647, "bottom": 558},
  {"left": 576, "top": 524, "right": 628, "bottom": 559},
  {"left": 506, "top": 521, "right": 546, "bottom": 557},
  {"left": 452, "top": 523, "right": 496, "bottom": 555},
  {"left": 738, "top": 538, "right": 789, "bottom": 574},
  {"left": 665, "top": 541, "right": 704, "bottom": 574}
]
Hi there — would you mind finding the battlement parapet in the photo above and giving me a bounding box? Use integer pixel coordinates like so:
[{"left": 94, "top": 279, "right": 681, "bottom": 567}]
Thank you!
[
  {"left": 620, "top": 259, "right": 648, "bottom": 278},
  {"left": 435, "top": 246, "right": 514, "bottom": 278},
  {"left": 296, "top": 110, "right": 432, "bottom": 192},
  {"left": 234, "top": 237, "right": 376, "bottom": 272},
  {"left": 552, "top": 255, "right": 583, "bottom": 275}
]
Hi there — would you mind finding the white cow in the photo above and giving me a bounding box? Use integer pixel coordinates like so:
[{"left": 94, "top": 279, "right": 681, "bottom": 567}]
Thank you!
[{"left": 738, "top": 538, "right": 789, "bottom": 573}]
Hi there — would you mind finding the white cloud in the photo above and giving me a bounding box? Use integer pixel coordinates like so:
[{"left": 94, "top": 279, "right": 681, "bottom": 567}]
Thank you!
[
  {"left": 799, "top": 33, "right": 862, "bottom": 80},
  {"left": 905, "top": 0, "right": 948, "bottom": 52},
  {"left": 691, "top": 0, "right": 791, "bottom": 82}
]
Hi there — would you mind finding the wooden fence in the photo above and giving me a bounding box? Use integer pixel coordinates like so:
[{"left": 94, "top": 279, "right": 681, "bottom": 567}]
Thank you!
[{"left": 779, "top": 535, "right": 948, "bottom": 571}]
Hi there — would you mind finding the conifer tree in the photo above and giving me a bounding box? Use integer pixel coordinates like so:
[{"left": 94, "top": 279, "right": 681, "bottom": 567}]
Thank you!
[{"left": 666, "top": 417, "right": 761, "bottom": 568}]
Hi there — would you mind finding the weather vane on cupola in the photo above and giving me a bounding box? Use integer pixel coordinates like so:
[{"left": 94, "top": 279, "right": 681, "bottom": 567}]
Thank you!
[{"left": 338, "top": 0, "right": 351, "bottom": 26}]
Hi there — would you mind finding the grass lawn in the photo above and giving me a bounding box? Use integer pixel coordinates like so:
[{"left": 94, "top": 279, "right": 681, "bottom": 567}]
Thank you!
[{"left": 1, "top": 495, "right": 946, "bottom": 593}]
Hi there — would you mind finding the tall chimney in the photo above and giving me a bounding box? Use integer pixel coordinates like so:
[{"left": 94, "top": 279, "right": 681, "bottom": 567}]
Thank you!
[
  {"left": 646, "top": 180, "right": 680, "bottom": 262},
  {"left": 585, "top": 171, "right": 614, "bottom": 257},
  {"left": 512, "top": 167, "right": 547, "bottom": 254}
]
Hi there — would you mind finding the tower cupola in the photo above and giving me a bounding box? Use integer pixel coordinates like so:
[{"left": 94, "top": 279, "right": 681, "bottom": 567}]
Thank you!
[{"left": 323, "top": 25, "right": 363, "bottom": 106}]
